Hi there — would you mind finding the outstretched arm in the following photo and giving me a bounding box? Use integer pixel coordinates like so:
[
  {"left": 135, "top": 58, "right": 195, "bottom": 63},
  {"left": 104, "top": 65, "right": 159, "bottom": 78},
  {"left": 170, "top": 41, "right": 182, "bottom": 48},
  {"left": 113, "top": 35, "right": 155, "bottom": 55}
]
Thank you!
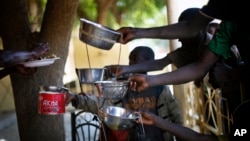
[
  {"left": 129, "top": 49, "right": 219, "bottom": 92},
  {"left": 139, "top": 111, "right": 218, "bottom": 141},
  {"left": 0, "top": 50, "right": 35, "bottom": 67},
  {"left": 118, "top": 12, "right": 212, "bottom": 44},
  {"left": 106, "top": 56, "right": 171, "bottom": 76},
  {"left": 0, "top": 42, "right": 49, "bottom": 68}
]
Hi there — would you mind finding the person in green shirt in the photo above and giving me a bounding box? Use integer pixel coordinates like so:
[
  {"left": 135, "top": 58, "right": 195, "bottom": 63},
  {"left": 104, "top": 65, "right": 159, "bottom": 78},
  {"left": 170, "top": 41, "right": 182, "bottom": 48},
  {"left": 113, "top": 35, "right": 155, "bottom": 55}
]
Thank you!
[{"left": 128, "top": 21, "right": 249, "bottom": 141}]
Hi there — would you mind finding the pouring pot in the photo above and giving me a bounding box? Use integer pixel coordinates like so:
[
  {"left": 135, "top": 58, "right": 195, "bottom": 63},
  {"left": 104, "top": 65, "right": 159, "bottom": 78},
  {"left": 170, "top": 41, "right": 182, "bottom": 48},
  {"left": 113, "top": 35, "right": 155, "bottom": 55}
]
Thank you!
[{"left": 79, "top": 18, "right": 121, "bottom": 50}]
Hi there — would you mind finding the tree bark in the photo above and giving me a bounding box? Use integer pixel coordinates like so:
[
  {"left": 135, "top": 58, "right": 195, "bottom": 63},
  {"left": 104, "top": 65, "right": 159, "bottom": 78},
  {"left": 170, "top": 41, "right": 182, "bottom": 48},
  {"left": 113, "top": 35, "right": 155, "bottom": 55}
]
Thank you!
[
  {"left": 96, "top": 0, "right": 114, "bottom": 25},
  {"left": 0, "top": 0, "right": 78, "bottom": 141}
]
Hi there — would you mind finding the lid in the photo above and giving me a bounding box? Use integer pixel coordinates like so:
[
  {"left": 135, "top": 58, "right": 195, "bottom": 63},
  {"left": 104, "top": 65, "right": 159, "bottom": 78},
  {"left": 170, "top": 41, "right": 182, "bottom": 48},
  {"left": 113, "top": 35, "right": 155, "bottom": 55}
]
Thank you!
[{"left": 39, "top": 86, "right": 69, "bottom": 92}]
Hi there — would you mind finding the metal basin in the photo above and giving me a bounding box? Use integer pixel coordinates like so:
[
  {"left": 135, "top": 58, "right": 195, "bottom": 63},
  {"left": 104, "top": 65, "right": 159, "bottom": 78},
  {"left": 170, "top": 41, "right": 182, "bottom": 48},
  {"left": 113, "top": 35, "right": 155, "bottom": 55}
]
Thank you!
[
  {"left": 94, "top": 80, "right": 128, "bottom": 99},
  {"left": 79, "top": 18, "right": 121, "bottom": 50},
  {"left": 76, "top": 68, "right": 105, "bottom": 84},
  {"left": 103, "top": 106, "right": 140, "bottom": 130}
]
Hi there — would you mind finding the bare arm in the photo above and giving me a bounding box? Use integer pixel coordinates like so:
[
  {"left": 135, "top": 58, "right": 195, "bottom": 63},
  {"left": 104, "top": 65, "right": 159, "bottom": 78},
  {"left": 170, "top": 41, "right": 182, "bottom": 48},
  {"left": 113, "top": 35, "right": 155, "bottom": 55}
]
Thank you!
[
  {"left": 118, "top": 12, "right": 212, "bottom": 44},
  {"left": 0, "top": 42, "right": 49, "bottom": 68},
  {"left": 129, "top": 49, "right": 219, "bottom": 92},
  {"left": 105, "top": 56, "right": 171, "bottom": 77},
  {"left": 0, "top": 50, "right": 35, "bottom": 67},
  {"left": 153, "top": 114, "right": 218, "bottom": 141},
  {"left": 124, "top": 56, "right": 171, "bottom": 73},
  {"left": 65, "top": 92, "right": 100, "bottom": 114},
  {"left": 148, "top": 49, "right": 219, "bottom": 86},
  {"left": 139, "top": 111, "right": 218, "bottom": 141}
]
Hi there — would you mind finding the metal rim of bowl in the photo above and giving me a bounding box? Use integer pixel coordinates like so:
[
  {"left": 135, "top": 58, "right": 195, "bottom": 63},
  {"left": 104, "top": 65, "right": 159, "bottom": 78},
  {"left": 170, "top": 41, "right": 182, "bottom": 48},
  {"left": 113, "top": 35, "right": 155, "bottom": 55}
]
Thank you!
[
  {"left": 94, "top": 80, "right": 128, "bottom": 85},
  {"left": 75, "top": 68, "right": 106, "bottom": 83},
  {"left": 80, "top": 18, "right": 121, "bottom": 35},
  {"left": 105, "top": 106, "right": 140, "bottom": 119}
]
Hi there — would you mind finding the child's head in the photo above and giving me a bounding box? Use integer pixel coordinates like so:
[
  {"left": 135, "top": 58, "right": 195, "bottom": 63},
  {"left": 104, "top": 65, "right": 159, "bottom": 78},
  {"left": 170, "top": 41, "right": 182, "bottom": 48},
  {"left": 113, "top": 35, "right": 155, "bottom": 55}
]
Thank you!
[
  {"left": 129, "top": 46, "right": 155, "bottom": 66},
  {"left": 178, "top": 8, "right": 200, "bottom": 22}
]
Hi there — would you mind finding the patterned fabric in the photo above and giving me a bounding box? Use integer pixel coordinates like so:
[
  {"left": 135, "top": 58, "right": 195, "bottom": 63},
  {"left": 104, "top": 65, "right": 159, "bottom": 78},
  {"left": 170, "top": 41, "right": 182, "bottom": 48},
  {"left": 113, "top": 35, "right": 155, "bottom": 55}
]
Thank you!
[{"left": 125, "top": 85, "right": 183, "bottom": 141}]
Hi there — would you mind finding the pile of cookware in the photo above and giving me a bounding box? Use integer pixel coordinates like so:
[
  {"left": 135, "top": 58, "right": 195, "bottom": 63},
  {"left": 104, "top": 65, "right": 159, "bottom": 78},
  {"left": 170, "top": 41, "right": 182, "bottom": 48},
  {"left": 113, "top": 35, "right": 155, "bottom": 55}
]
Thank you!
[{"left": 78, "top": 18, "right": 141, "bottom": 132}]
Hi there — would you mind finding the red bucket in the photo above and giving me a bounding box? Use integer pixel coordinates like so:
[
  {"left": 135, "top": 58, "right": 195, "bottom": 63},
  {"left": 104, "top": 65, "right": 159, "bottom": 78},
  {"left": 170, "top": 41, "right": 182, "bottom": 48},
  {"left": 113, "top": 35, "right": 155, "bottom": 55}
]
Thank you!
[{"left": 38, "top": 86, "right": 66, "bottom": 115}]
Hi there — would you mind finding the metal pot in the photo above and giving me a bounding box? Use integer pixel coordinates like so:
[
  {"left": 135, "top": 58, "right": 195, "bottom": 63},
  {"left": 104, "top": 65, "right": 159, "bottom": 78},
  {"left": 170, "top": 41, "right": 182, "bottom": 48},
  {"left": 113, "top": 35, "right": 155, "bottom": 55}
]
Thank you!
[
  {"left": 76, "top": 68, "right": 106, "bottom": 84},
  {"left": 102, "top": 106, "right": 140, "bottom": 130},
  {"left": 79, "top": 18, "right": 121, "bottom": 50}
]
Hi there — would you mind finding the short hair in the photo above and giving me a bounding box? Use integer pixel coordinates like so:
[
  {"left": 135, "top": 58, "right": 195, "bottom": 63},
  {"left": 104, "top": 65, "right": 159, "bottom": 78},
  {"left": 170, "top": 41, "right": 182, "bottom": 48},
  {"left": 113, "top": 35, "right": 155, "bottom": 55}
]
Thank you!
[
  {"left": 178, "top": 8, "right": 200, "bottom": 22},
  {"left": 129, "top": 46, "right": 155, "bottom": 61}
]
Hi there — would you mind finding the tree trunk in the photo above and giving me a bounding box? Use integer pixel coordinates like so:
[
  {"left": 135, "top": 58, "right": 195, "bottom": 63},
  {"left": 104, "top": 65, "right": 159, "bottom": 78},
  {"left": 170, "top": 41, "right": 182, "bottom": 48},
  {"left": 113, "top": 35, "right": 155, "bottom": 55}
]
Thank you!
[
  {"left": 96, "top": 0, "right": 114, "bottom": 24},
  {"left": 0, "top": 0, "right": 78, "bottom": 141}
]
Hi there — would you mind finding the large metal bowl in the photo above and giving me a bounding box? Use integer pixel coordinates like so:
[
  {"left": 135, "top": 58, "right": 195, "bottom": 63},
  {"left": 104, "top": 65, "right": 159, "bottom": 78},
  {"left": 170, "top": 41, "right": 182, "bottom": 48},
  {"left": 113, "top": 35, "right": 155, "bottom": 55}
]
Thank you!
[
  {"left": 102, "top": 106, "right": 140, "bottom": 130},
  {"left": 79, "top": 18, "right": 121, "bottom": 50},
  {"left": 94, "top": 80, "right": 128, "bottom": 99},
  {"left": 76, "top": 68, "right": 105, "bottom": 84}
]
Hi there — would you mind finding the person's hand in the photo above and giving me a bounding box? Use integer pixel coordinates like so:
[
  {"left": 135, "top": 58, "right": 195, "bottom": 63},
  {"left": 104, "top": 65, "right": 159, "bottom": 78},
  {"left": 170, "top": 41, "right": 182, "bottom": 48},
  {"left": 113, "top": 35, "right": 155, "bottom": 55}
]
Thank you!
[
  {"left": 116, "top": 27, "right": 135, "bottom": 44},
  {"left": 136, "top": 111, "right": 156, "bottom": 125},
  {"left": 65, "top": 92, "right": 74, "bottom": 105},
  {"left": 105, "top": 65, "right": 127, "bottom": 78},
  {"left": 128, "top": 74, "right": 149, "bottom": 92},
  {"left": 95, "top": 83, "right": 103, "bottom": 97},
  {"left": 15, "top": 42, "right": 49, "bottom": 75},
  {"left": 30, "top": 42, "right": 50, "bottom": 59},
  {"left": 14, "top": 64, "right": 37, "bottom": 75}
]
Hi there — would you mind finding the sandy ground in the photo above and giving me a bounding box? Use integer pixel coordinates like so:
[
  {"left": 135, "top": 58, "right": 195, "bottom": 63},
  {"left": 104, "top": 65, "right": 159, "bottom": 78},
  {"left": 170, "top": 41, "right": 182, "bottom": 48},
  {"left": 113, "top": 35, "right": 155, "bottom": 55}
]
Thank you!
[{"left": 0, "top": 110, "right": 72, "bottom": 141}]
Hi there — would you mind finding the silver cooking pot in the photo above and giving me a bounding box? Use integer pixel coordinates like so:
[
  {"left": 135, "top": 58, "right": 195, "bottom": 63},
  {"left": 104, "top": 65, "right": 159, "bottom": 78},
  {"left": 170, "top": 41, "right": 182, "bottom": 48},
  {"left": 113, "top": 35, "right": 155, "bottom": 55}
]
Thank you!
[
  {"left": 102, "top": 106, "right": 140, "bottom": 130},
  {"left": 79, "top": 18, "right": 121, "bottom": 50},
  {"left": 76, "top": 68, "right": 106, "bottom": 84}
]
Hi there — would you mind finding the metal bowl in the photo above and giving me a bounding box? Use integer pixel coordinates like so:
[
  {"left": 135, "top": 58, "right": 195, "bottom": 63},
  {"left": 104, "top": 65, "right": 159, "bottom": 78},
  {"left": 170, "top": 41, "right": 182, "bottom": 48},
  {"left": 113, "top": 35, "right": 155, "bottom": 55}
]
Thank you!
[
  {"left": 76, "top": 68, "right": 105, "bottom": 84},
  {"left": 79, "top": 18, "right": 121, "bottom": 50},
  {"left": 102, "top": 106, "right": 140, "bottom": 130},
  {"left": 94, "top": 80, "right": 128, "bottom": 99}
]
